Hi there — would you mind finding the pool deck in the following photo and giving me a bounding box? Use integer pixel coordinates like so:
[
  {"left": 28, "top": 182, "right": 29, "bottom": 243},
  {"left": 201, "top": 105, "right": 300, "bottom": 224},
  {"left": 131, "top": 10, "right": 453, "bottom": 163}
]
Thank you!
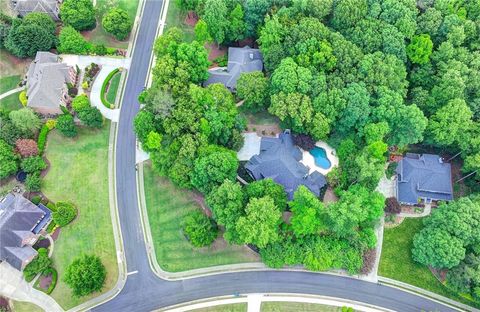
[{"left": 300, "top": 141, "right": 339, "bottom": 176}]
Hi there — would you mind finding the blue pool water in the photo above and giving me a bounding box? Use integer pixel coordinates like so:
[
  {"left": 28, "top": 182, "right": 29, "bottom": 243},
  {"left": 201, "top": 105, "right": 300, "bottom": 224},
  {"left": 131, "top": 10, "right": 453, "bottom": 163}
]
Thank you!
[{"left": 309, "top": 147, "right": 331, "bottom": 169}]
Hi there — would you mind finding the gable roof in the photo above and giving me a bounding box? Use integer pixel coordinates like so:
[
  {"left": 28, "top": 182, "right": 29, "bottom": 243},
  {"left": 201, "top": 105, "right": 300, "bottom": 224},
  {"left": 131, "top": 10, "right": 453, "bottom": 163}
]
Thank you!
[
  {"left": 204, "top": 46, "right": 263, "bottom": 90},
  {"left": 396, "top": 153, "right": 453, "bottom": 204},
  {"left": 245, "top": 131, "right": 327, "bottom": 200},
  {"left": 13, "top": 0, "right": 61, "bottom": 20},
  {"left": 27, "top": 51, "right": 72, "bottom": 110},
  {"left": 0, "top": 193, "right": 50, "bottom": 270}
]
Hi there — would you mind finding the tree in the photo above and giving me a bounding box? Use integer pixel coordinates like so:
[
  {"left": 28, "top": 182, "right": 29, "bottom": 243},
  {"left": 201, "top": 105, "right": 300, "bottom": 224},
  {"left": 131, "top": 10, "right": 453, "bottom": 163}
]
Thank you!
[
  {"left": 176, "top": 0, "right": 201, "bottom": 11},
  {"left": 77, "top": 107, "right": 103, "bottom": 128},
  {"left": 290, "top": 186, "right": 327, "bottom": 236},
  {"left": 57, "top": 26, "right": 91, "bottom": 54},
  {"left": 64, "top": 254, "right": 106, "bottom": 297},
  {"left": 447, "top": 253, "right": 480, "bottom": 296},
  {"left": 153, "top": 27, "right": 183, "bottom": 58},
  {"left": 227, "top": 4, "right": 246, "bottom": 43},
  {"left": 20, "top": 156, "right": 46, "bottom": 173},
  {"left": 194, "top": 19, "right": 211, "bottom": 43},
  {"left": 25, "top": 172, "right": 41, "bottom": 192},
  {"left": 72, "top": 94, "right": 90, "bottom": 112},
  {"left": 244, "top": 0, "right": 272, "bottom": 37},
  {"left": 236, "top": 196, "right": 281, "bottom": 248},
  {"left": 182, "top": 210, "right": 218, "bottom": 247},
  {"left": 52, "top": 202, "right": 77, "bottom": 226},
  {"left": 145, "top": 131, "right": 163, "bottom": 151},
  {"left": 9, "top": 108, "right": 41, "bottom": 133},
  {"left": 190, "top": 147, "right": 238, "bottom": 194},
  {"left": 176, "top": 41, "right": 210, "bottom": 83},
  {"left": 56, "top": 114, "right": 77, "bottom": 138},
  {"left": 206, "top": 179, "right": 244, "bottom": 243},
  {"left": 23, "top": 248, "right": 51, "bottom": 281},
  {"left": 0, "top": 139, "right": 18, "bottom": 179},
  {"left": 270, "top": 58, "right": 312, "bottom": 95},
  {"left": 236, "top": 71, "right": 269, "bottom": 111},
  {"left": 23, "top": 12, "right": 56, "bottom": 35},
  {"left": 245, "top": 178, "right": 287, "bottom": 211},
  {"left": 407, "top": 34, "right": 433, "bottom": 65},
  {"left": 202, "top": 0, "right": 228, "bottom": 44},
  {"left": 60, "top": 0, "right": 96, "bottom": 31},
  {"left": 102, "top": 8, "right": 133, "bottom": 40},
  {"left": 332, "top": 0, "right": 368, "bottom": 30},
  {"left": 5, "top": 18, "right": 55, "bottom": 58},
  {"left": 336, "top": 82, "right": 371, "bottom": 136},
  {"left": 362, "top": 122, "right": 390, "bottom": 145},
  {"left": 269, "top": 92, "right": 313, "bottom": 133},
  {"left": 15, "top": 139, "right": 38, "bottom": 157},
  {"left": 292, "top": 0, "right": 333, "bottom": 20},
  {"left": 428, "top": 99, "right": 473, "bottom": 146},
  {"left": 133, "top": 110, "right": 156, "bottom": 144}
]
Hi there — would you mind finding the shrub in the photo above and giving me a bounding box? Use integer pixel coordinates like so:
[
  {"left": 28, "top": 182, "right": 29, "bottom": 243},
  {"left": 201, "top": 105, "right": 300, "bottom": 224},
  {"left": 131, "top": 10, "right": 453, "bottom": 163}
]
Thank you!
[
  {"left": 361, "top": 248, "right": 376, "bottom": 275},
  {"left": 21, "top": 156, "right": 46, "bottom": 173},
  {"left": 52, "top": 201, "right": 77, "bottom": 226},
  {"left": 31, "top": 195, "right": 42, "bottom": 205},
  {"left": 77, "top": 106, "right": 103, "bottom": 128},
  {"left": 385, "top": 197, "right": 401, "bottom": 214},
  {"left": 43, "top": 267, "right": 58, "bottom": 294},
  {"left": 45, "top": 119, "right": 56, "bottom": 130},
  {"left": 72, "top": 94, "right": 90, "bottom": 112},
  {"left": 25, "top": 172, "right": 41, "bottom": 192},
  {"left": 57, "top": 26, "right": 91, "bottom": 54},
  {"left": 19, "top": 90, "right": 27, "bottom": 106},
  {"left": 56, "top": 114, "right": 77, "bottom": 138},
  {"left": 293, "top": 134, "right": 316, "bottom": 151},
  {"left": 15, "top": 139, "right": 38, "bottom": 157},
  {"left": 100, "top": 68, "right": 120, "bottom": 108},
  {"left": 81, "top": 81, "right": 89, "bottom": 90},
  {"left": 102, "top": 8, "right": 133, "bottom": 40},
  {"left": 68, "top": 87, "right": 78, "bottom": 97},
  {"left": 23, "top": 248, "right": 51, "bottom": 282},
  {"left": 93, "top": 44, "right": 107, "bottom": 55},
  {"left": 182, "top": 210, "right": 218, "bottom": 247},
  {"left": 9, "top": 108, "right": 41, "bottom": 132},
  {"left": 386, "top": 162, "right": 398, "bottom": 179},
  {"left": 37, "top": 124, "right": 49, "bottom": 154},
  {"left": 64, "top": 254, "right": 106, "bottom": 297},
  {"left": 0, "top": 139, "right": 19, "bottom": 179},
  {"left": 46, "top": 201, "right": 56, "bottom": 211}
]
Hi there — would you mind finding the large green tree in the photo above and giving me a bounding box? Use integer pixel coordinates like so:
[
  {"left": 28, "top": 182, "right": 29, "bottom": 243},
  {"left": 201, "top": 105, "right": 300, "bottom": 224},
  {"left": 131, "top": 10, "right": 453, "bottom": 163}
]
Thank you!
[
  {"left": 60, "top": 0, "right": 96, "bottom": 31},
  {"left": 236, "top": 71, "right": 269, "bottom": 111},
  {"left": 57, "top": 26, "right": 91, "bottom": 54},
  {"left": 5, "top": 18, "right": 55, "bottom": 58},
  {"left": 102, "top": 8, "right": 133, "bottom": 40},
  {"left": 64, "top": 254, "right": 106, "bottom": 297},
  {"left": 290, "top": 186, "right": 327, "bottom": 236},
  {"left": 0, "top": 139, "right": 18, "bottom": 179}
]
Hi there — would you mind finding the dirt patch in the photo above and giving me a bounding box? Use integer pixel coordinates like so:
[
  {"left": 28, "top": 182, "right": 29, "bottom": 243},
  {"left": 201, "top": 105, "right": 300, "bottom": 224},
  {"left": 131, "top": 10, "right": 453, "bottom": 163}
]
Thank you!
[
  {"left": 206, "top": 43, "right": 227, "bottom": 62},
  {"left": 184, "top": 11, "right": 199, "bottom": 27},
  {"left": 0, "top": 50, "right": 31, "bottom": 77},
  {"left": 192, "top": 191, "right": 212, "bottom": 217},
  {"left": 245, "top": 124, "right": 281, "bottom": 137},
  {"left": 38, "top": 274, "right": 52, "bottom": 289},
  {"left": 33, "top": 238, "right": 51, "bottom": 250},
  {"left": 323, "top": 187, "right": 338, "bottom": 204},
  {"left": 51, "top": 227, "right": 61, "bottom": 240}
]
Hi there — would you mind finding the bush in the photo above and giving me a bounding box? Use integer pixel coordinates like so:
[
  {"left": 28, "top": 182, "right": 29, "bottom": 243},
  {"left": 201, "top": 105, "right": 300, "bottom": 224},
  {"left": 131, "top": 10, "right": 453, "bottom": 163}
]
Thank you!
[
  {"left": 293, "top": 134, "right": 316, "bottom": 151},
  {"left": 43, "top": 267, "right": 58, "bottom": 294},
  {"left": 68, "top": 87, "right": 78, "bottom": 97},
  {"left": 386, "top": 162, "right": 398, "bottom": 179},
  {"left": 100, "top": 68, "right": 120, "bottom": 108},
  {"left": 15, "top": 139, "right": 38, "bottom": 157},
  {"left": 25, "top": 172, "right": 41, "bottom": 192},
  {"left": 64, "top": 254, "right": 106, "bottom": 297},
  {"left": 0, "top": 139, "right": 18, "bottom": 179},
  {"left": 102, "top": 8, "right": 133, "bottom": 40},
  {"left": 361, "top": 248, "right": 376, "bottom": 275},
  {"left": 77, "top": 106, "right": 103, "bottom": 128},
  {"left": 23, "top": 248, "right": 51, "bottom": 282},
  {"left": 37, "top": 124, "right": 49, "bottom": 154},
  {"left": 385, "top": 197, "right": 401, "bottom": 214},
  {"left": 45, "top": 119, "right": 56, "bottom": 130},
  {"left": 19, "top": 90, "right": 27, "bottom": 106},
  {"left": 56, "top": 114, "right": 77, "bottom": 137},
  {"left": 52, "top": 201, "right": 77, "bottom": 226},
  {"left": 182, "top": 210, "right": 218, "bottom": 247},
  {"left": 57, "top": 26, "right": 91, "bottom": 54},
  {"left": 82, "top": 81, "right": 89, "bottom": 90},
  {"left": 93, "top": 44, "right": 107, "bottom": 55},
  {"left": 21, "top": 156, "right": 46, "bottom": 173},
  {"left": 31, "top": 195, "right": 42, "bottom": 205},
  {"left": 72, "top": 94, "right": 90, "bottom": 112}
]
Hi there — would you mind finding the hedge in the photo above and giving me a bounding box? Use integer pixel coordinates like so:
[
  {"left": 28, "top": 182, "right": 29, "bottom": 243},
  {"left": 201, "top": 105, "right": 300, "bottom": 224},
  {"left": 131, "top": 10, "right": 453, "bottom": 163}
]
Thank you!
[
  {"left": 101, "top": 68, "right": 120, "bottom": 109},
  {"left": 44, "top": 267, "right": 58, "bottom": 294},
  {"left": 37, "top": 124, "right": 50, "bottom": 155}
]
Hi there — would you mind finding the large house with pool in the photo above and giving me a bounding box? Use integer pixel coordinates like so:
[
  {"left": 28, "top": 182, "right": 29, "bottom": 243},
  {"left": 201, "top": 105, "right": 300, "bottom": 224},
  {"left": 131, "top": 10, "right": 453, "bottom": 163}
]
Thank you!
[{"left": 244, "top": 130, "right": 329, "bottom": 199}]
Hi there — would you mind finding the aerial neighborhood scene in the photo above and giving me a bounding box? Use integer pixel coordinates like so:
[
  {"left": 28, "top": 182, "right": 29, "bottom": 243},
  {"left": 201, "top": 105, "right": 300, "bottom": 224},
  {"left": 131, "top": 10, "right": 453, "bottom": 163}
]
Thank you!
[{"left": 0, "top": 0, "right": 479, "bottom": 311}]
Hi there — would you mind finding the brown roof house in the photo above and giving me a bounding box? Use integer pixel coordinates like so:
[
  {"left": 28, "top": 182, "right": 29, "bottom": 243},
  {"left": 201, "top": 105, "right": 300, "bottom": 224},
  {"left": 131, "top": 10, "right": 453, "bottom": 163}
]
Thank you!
[
  {"left": 26, "top": 51, "right": 76, "bottom": 115},
  {"left": 0, "top": 193, "right": 52, "bottom": 270},
  {"left": 11, "top": 0, "right": 62, "bottom": 20}
]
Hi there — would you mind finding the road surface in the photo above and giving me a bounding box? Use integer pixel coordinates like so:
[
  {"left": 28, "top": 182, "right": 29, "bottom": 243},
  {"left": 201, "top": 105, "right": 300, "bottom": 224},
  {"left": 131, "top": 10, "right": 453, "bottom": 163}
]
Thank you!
[{"left": 94, "top": 1, "right": 459, "bottom": 311}]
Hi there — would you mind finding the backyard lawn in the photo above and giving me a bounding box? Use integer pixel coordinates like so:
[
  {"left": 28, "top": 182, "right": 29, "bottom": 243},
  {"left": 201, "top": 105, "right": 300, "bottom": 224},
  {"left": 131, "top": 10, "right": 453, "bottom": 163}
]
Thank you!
[
  {"left": 0, "top": 50, "right": 30, "bottom": 77},
  {"left": 42, "top": 124, "right": 117, "bottom": 309},
  {"left": 0, "top": 91, "right": 22, "bottom": 112},
  {"left": 84, "top": 0, "right": 140, "bottom": 49},
  {"left": 165, "top": 0, "right": 195, "bottom": 42},
  {"left": 105, "top": 71, "right": 121, "bottom": 104},
  {"left": 0, "top": 75, "right": 21, "bottom": 94},
  {"left": 143, "top": 162, "right": 259, "bottom": 272},
  {"left": 379, "top": 218, "right": 477, "bottom": 308}
]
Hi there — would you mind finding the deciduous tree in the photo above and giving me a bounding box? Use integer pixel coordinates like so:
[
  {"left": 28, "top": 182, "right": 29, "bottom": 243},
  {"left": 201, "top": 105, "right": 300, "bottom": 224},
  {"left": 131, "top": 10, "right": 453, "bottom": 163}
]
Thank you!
[
  {"left": 60, "top": 0, "right": 96, "bottom": 31},
  {"left": 64, "top": 254, "right": 106, "bottom": 297},
  {"left": 102, "top": 8, "right": 133, "bottom": 40}
]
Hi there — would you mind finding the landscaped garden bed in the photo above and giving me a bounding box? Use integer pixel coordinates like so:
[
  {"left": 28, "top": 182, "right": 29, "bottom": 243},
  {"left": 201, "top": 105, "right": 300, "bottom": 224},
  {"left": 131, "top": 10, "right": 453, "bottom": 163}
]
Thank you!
[{"left": 101, "top": 68, "right": 122, "bottom": 108}]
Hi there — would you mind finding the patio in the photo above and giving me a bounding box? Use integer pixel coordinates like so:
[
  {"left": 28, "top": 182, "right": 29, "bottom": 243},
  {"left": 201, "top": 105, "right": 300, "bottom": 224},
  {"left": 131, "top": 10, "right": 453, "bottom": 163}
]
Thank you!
[{"left": 300, "top": 141, "right": 339, "bottom": 176}]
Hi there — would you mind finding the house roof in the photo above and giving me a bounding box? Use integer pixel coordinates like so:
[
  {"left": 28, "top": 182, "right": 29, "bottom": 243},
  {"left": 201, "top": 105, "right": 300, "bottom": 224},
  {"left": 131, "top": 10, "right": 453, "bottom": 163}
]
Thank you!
[
  {"left": 13, "top": 0, "right": 60, "bottom": 20},
  {"left": 27, "top": 51, "right": 72, "bottom": 110},
  {"left": 0, "top": 193, "right": 51, "bottom": 270},
  {"left": 245, "top": 131, "right": 327, "bottom": 200},
  {"left": 396, "top": 153, "right": 453, "bottom": 204},
  {"left": 204, "top": 46, "right": 263, "bottom": 90}
]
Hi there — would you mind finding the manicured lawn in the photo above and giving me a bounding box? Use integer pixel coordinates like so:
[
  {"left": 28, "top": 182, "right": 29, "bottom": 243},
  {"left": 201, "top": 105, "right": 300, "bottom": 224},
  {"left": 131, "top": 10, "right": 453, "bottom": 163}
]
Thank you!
[
  {"left": 42, "top": 124, "right": 117, "bottom": 309},
  {"left": 165, "top": 0, "right": 195, "bottom": 42},
  {"left": 0, "top": 91, "right": 22, "bottom": 112},
  {"left": 12, "top": 300, "right": 44, "bottom": 312},
  {"left": 106, "top": 72, "right": 121, "bottom": 104},
  {"left": 192, "top": 303, "right": 247, "bottom": 312},
  {"left": 0, "top": 75, "right": 21, "bottom": 94},
  {"left": 379, "top": 218, "right": 478, "bottom": 308},
  {"left": 261, "top": 302, "right": 346, "bottom": 312},
  {"left": 0, "top": 49, "right": 31, "bottom": 77},
  {"left": 85, "top": 0, "right": 140, "bottom": 49},
  {"left": 143, "top": 162, "right": 259, "bottom": 272}
]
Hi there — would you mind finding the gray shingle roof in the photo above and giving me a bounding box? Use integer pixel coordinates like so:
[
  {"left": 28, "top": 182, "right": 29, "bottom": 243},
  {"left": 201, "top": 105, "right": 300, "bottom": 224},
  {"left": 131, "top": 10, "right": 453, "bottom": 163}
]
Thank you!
[
  {"left": 27, "top": 52, "right": 72, "bottom": 111},
  {"left": 0, "top": 193, "right": 51, "bottom": 270},
  {"left": 204, "top": 46, "right": 263, "bottom": 90},
  {"left": 245, "top": 131, "right": 327, "bottom": 200},
  {"left": 396, "top": 153, "right": 454, "bottom": 205},
  {"left": 13, "top": 0, "right": 61, "bottom": 20}
]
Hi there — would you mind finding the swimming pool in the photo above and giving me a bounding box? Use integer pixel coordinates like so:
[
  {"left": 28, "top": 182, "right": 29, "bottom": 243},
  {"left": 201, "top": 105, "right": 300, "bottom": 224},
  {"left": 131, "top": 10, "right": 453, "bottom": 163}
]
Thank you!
[{"left": 309, "top": 147, "right": 331, "bottom": 169}]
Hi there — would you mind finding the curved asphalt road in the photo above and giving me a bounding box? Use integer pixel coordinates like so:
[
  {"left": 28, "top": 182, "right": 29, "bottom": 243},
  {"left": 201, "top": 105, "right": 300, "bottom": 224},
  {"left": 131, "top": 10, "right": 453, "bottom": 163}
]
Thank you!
[{"left": 94, "top": 1, "right": 458, "bottom": 311}]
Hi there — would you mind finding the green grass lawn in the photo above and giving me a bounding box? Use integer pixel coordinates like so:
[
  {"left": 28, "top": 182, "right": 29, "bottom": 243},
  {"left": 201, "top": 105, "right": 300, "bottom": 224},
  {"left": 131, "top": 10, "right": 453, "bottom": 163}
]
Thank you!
[
  {"left": 85, "top": 0, "right": 140, "bottom": 49},
  {"left": 143, "top": 162, "right": 259, "bottom": 272},
  {"left": 105, "top": 72, "right": 121, "bottom": 104},
  {"left": 0, "top": 49, "right": 31, "bottom": 77},
  {"left": 0, "top": 90, "right": 22, "bottom": 112},
  {"left": 0, "top": 75, "right": 21, "bottom": 93},
  {"left": 379, "top": 218, "right": 478, "bottom": 308},
  {"left": 165, "top": 0, "right": 195, "bottom": 42},
  {"left": 192, "top": 303, "right": 247, "bottom": 312},
  {"left": 241, "top": 109, "right": 280, "bottom": 126},
  {"left": 42, "top": 124, "right": 118, "bottom": 309},
  {"left": 261, "top": 302, "right": 346, "bottom": 312},
  {"left": 11, "top": 300, "right": 44, "bottom": 312}
]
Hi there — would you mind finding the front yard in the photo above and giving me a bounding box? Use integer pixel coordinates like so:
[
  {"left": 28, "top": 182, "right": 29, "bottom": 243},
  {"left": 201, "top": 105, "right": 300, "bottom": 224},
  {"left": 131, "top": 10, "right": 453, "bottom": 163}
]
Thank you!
[
  {"left": 165, "top": 0, "right": 195, "bottom": 42},
  {"left": 42, "top": 124, "right": 117, "bottom": 309},
  {"left": 143, "top": 162, "right": 259, "bottom": 272},
  {"left": 379, "top": 218, "right": 477, "bottom": 308}
]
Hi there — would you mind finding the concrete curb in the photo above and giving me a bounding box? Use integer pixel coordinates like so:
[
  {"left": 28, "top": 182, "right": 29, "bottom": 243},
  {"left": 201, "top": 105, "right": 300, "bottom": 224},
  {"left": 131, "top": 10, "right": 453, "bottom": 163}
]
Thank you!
[{"left": 378, "top": 276, "right": 478, "bottom": 312}]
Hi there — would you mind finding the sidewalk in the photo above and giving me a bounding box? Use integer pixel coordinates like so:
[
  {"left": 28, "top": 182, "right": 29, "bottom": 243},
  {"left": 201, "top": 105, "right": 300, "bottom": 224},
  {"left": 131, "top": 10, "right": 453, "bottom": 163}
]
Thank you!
[
  {"left": 0, "top": 262, "right": 64, "bottom": 312},
  {"left": 0, "top": 86, "right": 25, "bottom": 100}
]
